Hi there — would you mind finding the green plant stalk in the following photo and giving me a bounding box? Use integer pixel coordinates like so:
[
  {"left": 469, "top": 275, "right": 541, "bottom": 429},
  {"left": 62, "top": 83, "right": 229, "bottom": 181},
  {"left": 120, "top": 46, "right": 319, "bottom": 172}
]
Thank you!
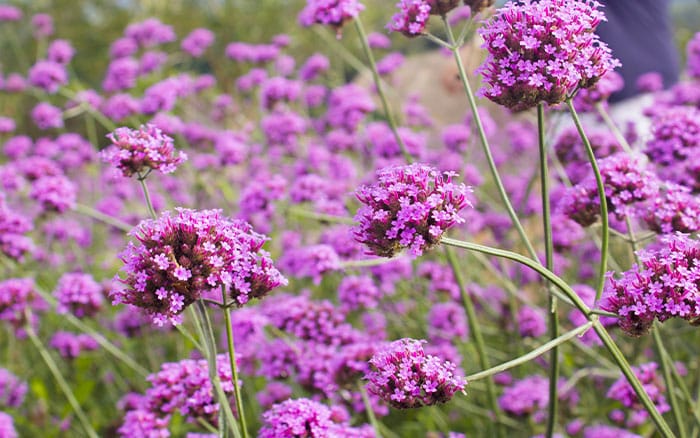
[
  {"left": 444, "top": 246, "right": 504, "bottom": 436},
  {"left": 193, "top": 301, "right": 242, "bottom": 438},
  {"left": 353, "top": 17, "right": 412, "bottom": 162},
  {"left": 74, "top": 203, "right": 133, "bottom": 232},
  {"left": 626, "top": 216, "right": 687, "bottom": 437},
  {"left": 565, "top": 99, "right": 609, "bottom": 302},
  {"left": 359, "top": 383, "right": 383, "bottom": 438},
  {"left": 221, "top": 287, "right": 249, "bottom": 438},
  {"left": 466, "top": 321, "right": 593, "bottom": 382},
  {"left": 594, "top": 102, "right": 633, "bottom": 155},
  {"left": 440, "top": 236, "right": 675, "bottom": 437},
  {"left": 537, "top": 104, "right": 559, "bottom": 438},
  {"left": 137, "top": 174, "right": 158, "bottom": 220},
  {"left": 442, "top": 17, "right": 538, "bottom": 260},
  {"left": 25, "top": 316, "right": 99, "bottom": 438}
]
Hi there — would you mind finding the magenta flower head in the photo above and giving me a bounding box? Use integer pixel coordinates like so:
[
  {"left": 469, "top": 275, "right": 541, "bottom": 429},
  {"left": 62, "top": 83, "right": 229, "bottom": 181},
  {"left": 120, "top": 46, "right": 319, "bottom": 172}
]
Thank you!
[
  {"left": 102, "top": 124, "right": 187, "bottom": 178},
  {"left": 600, "top": 233, "right": 700, "bottom": 337},
  {"left": 354, "top": 163, "right": 471, "bottom": 257},
  {"left": 298, "top": 0, "right": 365, "bottom": 32},
  {"left": 687, "top": 32, "right": 700, "bottom": 79},
  {"left": 259, "top": 398, "right": 370, "bottom": 437},
  {"left": 53, "top": 272, "right": 103, "bottom": 318},
  {"left": 387, "top": 0, "right": 432, "bottom": 37},
  {"left": 111, "top": 208, "right": 287, "bottom": 326},
  {"left": 477, "top": 0, "right": 620, "bottom": 111},
  {"left": 607, "top": 362, "right": 670, "bottom": 427},
  {"left": 365, "top": 338, "right": 466, "bottom": 409}
]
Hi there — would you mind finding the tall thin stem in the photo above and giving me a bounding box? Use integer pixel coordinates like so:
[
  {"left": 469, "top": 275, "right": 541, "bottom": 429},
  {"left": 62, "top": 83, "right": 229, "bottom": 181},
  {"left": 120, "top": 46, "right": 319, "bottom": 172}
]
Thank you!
[
  {"left": 444, "top": 246, "right": 504, "bottom": 436},
  {"left": 25, "top": 316, "right": 99, "bottom": 438},
  {"left": 538, "top": 104, "right": 559, "bottom": 438},
  {"left": 354, "top": 17, "right": 412, "bottom": 162},
  {"left": 442, "top": 17, "right": 538, "bottom": 260},
  {"left": 595, "top": 102, "right": 633, "bottom": 155},
  {"left": 566, "top": 99, "right": 609, "bottom": 302},
  {"left": 221, "top": 287, "right": 249, "bottom": 438},
  {"left": 359, "top": 383, "right": 383, "bottom": 438},
  {"left": 137, "top": 174, "right": 158, "bottom": 220},
  {"left": 441, "top": 236, "right": 675, "bottom": 437}
]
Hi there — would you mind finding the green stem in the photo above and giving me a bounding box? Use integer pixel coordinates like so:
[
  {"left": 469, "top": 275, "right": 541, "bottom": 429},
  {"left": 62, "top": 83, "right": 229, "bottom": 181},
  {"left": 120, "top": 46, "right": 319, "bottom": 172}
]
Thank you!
[
  {"left": 221, "top": 287, "right": 249, "bottom": 438},
  {"left": 566, "top": 99, "right": 609, "bottom": 302},
  {"left": 441, "top": 235, "right": 677, "bottom": 437},
  {"left": 359, "top": 383, "right": 383, "bottom": 438},
  {"left": 595, "top": 102, "right": 633, "bottom": 155},
  {"left": 538, "top": 103, "right": 559, "bottom": 438},
  {"left": 25, "top": 316, "right": 99, "bottom": 438},
  {"left": 441, "top": 17, "right": 538, "bottom": 260},
  {"left": 653, "top": 325, "right": 688, "bottom": 438},
  {"left": 73, "top": 203, "right": 133, "bottom": 232},
  {"left": 466, "top": 321, "right": 593, "bottom": 382},
  {"left": 193, "top": 301, "right": 242, "bottom": 438},
  {"left": 354, "top": 17, "right": 412, "bottom": 162},
  {"left": 444, "top": 246, "right": 504, "bottom": 436},
  {"left": 286, "top": 205, "right": 356, "bottom": 225},
  {"left": 137, "top": 175, "right": 158, "bottom": 220}
]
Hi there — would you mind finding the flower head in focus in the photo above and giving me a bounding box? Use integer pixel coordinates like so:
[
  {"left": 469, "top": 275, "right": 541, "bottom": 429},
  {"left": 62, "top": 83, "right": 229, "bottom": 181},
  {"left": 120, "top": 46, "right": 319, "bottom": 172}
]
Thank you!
[{"left": 299, "top": 0, "right": 365, "bottom": 34}]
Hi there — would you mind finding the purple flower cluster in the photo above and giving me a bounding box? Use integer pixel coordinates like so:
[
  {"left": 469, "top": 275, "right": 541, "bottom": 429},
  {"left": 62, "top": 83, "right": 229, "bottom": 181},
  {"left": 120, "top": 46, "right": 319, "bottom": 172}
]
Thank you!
[
  {"left": 572, "top": 70, "right": 624, "bottom": 113},
  {"left": 0, "top": 413, "right": 17, "bottom": 438},
  {"left": 298, "top": 0, "right": 365, "bottom": 31},
  {"left": 387, "top": 0, "right": 432, "bottom": 37},
  {"left": 28, "top": 60, "right": 68, "bottom": 94},
  {"left": 477, "top": 0, "right": 619, "bottom": 111},
  {"left": 688, "top": 32, "right": 700, "bottom": 78},
  {"left": 0, "top": 368, "right": 26, "bottom": 409},
  {"left": 0, "top": 278, "right": 46, "bottom": 338},
  {"left": 606, "top": 362, "right": 670, "bottom": 427},
  {"left": 558, "top": 153, "right": 659, "bottom": 227},
  {"left": 600, "top": 233, "right": 700, "bottom": 336},
  {"left": 53, "top": 272, "right": 103, "bottom": 318},
  {"left": 644, "top": 106, "right": 700, "bottom": 192},
  {"left": 29, "top": 175, "right": 77, "bottom": 213},
  {"left": 49, "top": 332, "right": 99, "bottom": 359},
  {"left": 354, "top": 163, "right": 471, "bottom": 257},
  {"left": 0, "top": 194, "right": 34, "bottom": 261},
  {"left": 181, "top": 28, "right": 214, "bottom": 57},
  {"left": 639, "top": 183, "right": 700, "bottom": 234},
  {"left": 259, "top": 398, "right": 372, "bottom": 437},
  {"left": 554, "top": 128, "right": 621, "bottom": 184},
  {"left": 365, "top": 338, "right": 465, "bottom": 409},
  {"left": 111, "top": 209, "right": 287, "bottom": 326},
  {"left": 498, "top": 375, "right": 578, "bottom": 423},
  {"left": 337, "top": 275, "right": 382, "bottom": 311},
  {"left": 102, "top": 124, "right": 188, "bottom": 178},
  {"left": 119, "top": 355, "right": 234, "bottom": 436}
]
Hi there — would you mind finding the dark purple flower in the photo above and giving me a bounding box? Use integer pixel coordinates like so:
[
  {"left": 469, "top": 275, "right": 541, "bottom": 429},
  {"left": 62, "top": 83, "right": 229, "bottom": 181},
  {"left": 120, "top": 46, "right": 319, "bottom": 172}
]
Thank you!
[
  {"left": 354, "top": 163, "right": 471, "bottom": 257},
  {"left": 111, "top": 209, "right": 287, "bottom": 326},
  {"left": 365, "top": 338, "right": 465, "bottom": 409},
  {"left": 102, "top": 124, "right": 187, "bottom": 177},
  {"left": 477, "top": 0, "right": 620, "bottom": 111}
]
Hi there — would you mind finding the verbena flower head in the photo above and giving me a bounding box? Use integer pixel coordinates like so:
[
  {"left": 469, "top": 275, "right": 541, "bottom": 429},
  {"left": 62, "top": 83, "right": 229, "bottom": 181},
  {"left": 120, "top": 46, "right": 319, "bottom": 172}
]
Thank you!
[
  {"left": 298, "top": 0, "right": 365, "bottom": 32},
  {"left": 354, "top": 163, "right": 471, "bottom": 257},
  {"left": 477, "top": 0, "right": 620, "bottom": 111},
  {"left": 102, "top": 124, "right": 187, "bottom": 178},
  {"left": 53, "top": 272, "right": 103, "bottom": 318},
  {"left": 387, "top": 0, "right": 432, "bottom": 37},
  {"left": 607, "top": 362, "right": 670, "bottom": 428},
  {"left": 572, "top": 70, "right": 624, "bottom": 113},
  {"left": 111, "top": 208, "right": 287, "bottom": 326},
  {"left": 465, "top": 0, "right": 495, "bottom": 15},
  {"left": 687, "top": 32, "right": 700, "bottom": 79},
  {"left": 639, "top": 183, "right": 700, "bottom": 234},
  {"left": 259, "top": 398, "right": 371, "bottom": 437},
  {"left": 365, "top": 338, "right": 466, "bottom": 409},
  {"left": 49, "top": 331, "right": 99, "bottom": 359},
  {"left": 600, "top": 233, "right": 700, "bottom": 337},
  {"left": 0, "top": 368, "right": 27, "bottom": 409},
  {"left": 0, "top": 278, "right": 46, "bottom": 338},
  {"left": 0, "top": 412, "right": 17, "bottom": 438},
  {"left": 0, "top": 194, "right": 34, "bottom": 261}
]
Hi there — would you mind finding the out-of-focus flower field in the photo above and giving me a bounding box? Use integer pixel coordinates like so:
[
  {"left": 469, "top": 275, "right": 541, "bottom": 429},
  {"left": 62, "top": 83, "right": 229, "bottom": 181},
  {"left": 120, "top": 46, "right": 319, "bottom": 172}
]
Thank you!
[{"left": 1, "top": 0, "right": 700, "bottom": 437}]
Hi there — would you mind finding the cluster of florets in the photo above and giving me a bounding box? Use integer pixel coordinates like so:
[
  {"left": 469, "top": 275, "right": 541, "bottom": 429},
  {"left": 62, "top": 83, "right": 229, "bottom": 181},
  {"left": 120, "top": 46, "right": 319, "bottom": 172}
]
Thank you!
[
  {"left": 639, "top": 183, "right": 700, "bottom": 234},
  {"left": 259, "top": 398, "right": 373, "bottom": 437},
  {"left": 0, "top": 368, "right": 27, "bottom": 409},
  {"left": 688, "top": 32, "right": 700, "bottom": 78},
  {"left": 498, "top": 375, "right": 578, "bottom": 423},
  {"left": 180, "top": 28, "right": 215, "bottom": 57},
  {"left": 600, "top": 233, "right": 700, "bottom": 337},
  {"left": 354, "top": 163, "right": 471, "bottom": 257},
  {"left": 298, "top": 0, "right": 365, "bottom": 31},
  {"left": 337, "top": 275, "right": 382, "bottom": 311},
  {"left": 0, "top": 194, "right": 34, "bottom": 261},
  {"left": 558, "top": 154, "right": 659, "bottom": 227},
  {"left": 118, "top": 355, "right": 234, "bottom": 436},
  {"left": 606, "top": 362, "right": 670, "bottom": 427},
  {"left": 554, "top": 128, "right": 621, "bottom": 184},
  {"left": 29, "top": 175, "right": 77, "bottom": 213},
  {"left": 387, "top": 0, "right": 432, "bottom": 37},
  {"left": 102, "top": 124, "right": 187, "bottom": 178},
  {"left": 644, "top": 106, "right": 700, "bottom": 192},
  {"left": 365, "top": 338, "right": 466, "bottom": 409},
  {"left": 111, "top": 208, "right": 287, "bottom": 326},
  {"left": 0, "top": 278, "right": 46, "bottom": 338},
  {"left": 477, "top": 0, "right": 620, "bottom": 111},
  {"left": 53, "top": 272, "right": 103, "bottom": 318},
  {"left": 49, "top": 332, "right": 99, "bottom": 359},
  {"left": 0, "top": 412, "right": 17, "bottom": 438}
]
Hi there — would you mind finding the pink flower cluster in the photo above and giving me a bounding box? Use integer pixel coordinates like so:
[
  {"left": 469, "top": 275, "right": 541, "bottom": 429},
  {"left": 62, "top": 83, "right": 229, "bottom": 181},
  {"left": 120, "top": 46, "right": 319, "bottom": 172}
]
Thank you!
[
  {"left": 354, "top": 163, "right": 471, "bottom": 257},
  {"left": 477, "top": 0, "right": 619, "bottom": 111},
  {"left": 606, "top": 362, "right": 670, "bottom": 428},
  {"left": 258, "top": 398, "right": 373, "bottom": 437},
  {"left": 365, "top": 338, "right": 465, "bottom": 409},
  {"left": 53, "top": 272, "right": 103, "bottom": 318},
  {"left": 298, "top": 0, "right": 365, "bottom": 30},
  {"left": 102, "top": 124, "right": 188, "bottom": 178},
  {"left": 600, "top": 233, "right": 700, "bottom": 336},
  {"left": 111, "top": 208, "right": 287, "bottom": 326}
]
